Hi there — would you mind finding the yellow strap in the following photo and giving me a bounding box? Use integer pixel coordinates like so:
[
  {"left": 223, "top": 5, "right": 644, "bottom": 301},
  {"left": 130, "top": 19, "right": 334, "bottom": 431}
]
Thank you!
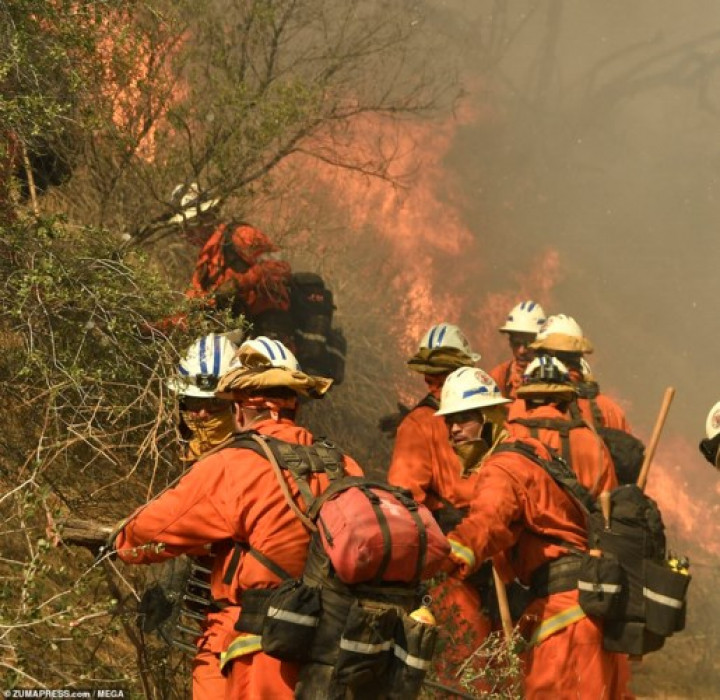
[
  {"left": 448, "top": 538, "right": 476, "bottom": 570},
  {"left": 529, "top": 604, "right": 586, "bottom": 646},
  {"left": 219, "top": 633, "right": 263, "bottom": 670}
]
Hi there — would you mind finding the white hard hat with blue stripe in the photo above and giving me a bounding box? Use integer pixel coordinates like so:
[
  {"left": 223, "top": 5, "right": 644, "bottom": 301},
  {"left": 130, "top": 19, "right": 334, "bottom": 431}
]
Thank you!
[
  {"left": 499, "top": 301, "right": 546, "bottom": 334},
  {"left": 418, "top": 323, "right": 481, "bottom": 362},
  {"left": 168, "top": 332, "right": 238, "bottom": 398},
  {"left": 240, "top": 336, "right": 301, "bottom": 371},
  {"left": 435, "top": 367, "right": 510, "bottom": 416}
]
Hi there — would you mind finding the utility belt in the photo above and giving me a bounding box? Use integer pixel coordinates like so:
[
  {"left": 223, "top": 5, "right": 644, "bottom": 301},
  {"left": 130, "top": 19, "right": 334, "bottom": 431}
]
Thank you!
[{"left": 530, "top": 554, "right": 583, "bottom": 599}]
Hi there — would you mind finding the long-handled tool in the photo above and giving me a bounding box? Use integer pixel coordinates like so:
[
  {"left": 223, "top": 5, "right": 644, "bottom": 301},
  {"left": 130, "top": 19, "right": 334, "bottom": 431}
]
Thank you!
[
  {"left": 637, "top": 387, "right": 675, "bottom": 492},
  {"left": 492, "top": 565, "right": 514, "bottom": 642}
]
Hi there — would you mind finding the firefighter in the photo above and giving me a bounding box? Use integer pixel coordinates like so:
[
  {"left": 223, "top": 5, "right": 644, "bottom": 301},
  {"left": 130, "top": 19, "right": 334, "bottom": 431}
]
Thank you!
[
  {"left": 700, "top": 401, "right": 720, "bottom": 470},
  {"left": 528, "top": 314, "right": 630, "bottom": 431},
  {"left": 507, "top": 355, "right": 618, "bottom": 498},
  {"left": 437, "top": 366, "right": 622, "bottom": 698},
  {"left": 490, "top": 300, "right": 546, "bottom": 399},
  {"left": 115, "top": 338, "right": 362, "bottom": 700},
  {"left": 387, "top": 323, "right": 491, "bottom": 695},
  {"left": 158, "top": 332, "right": 239, "bottom": 698},
  {"left": 387, "top": 322, "right": 481, "bottom": 523}
]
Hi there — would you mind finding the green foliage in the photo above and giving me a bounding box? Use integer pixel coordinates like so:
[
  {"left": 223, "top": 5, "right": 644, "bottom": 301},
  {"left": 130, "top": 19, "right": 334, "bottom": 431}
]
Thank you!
[{"left": 0, "top": 215, "right": 231, "bottom": 691}]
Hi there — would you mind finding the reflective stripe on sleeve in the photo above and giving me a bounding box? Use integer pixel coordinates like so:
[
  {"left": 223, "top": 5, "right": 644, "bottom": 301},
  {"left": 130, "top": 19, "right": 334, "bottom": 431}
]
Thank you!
[
  {"left": 219, "top": 633, "right": 263, "bottom": 670},
  {"left": 529, "top": 605, "right": 586, "bottom": 646},
  {"left": 448, "top": 538, "right": 476, "bottom": 570}
]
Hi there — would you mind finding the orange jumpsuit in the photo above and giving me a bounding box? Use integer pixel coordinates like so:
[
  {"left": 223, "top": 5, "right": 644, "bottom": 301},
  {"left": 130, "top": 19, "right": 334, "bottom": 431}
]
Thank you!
[
  {"left": 116, "top": 419, "right": 362, "bottom": 700},
  {"left": 387, "top": 399, "right": 490, "bottom": 695},
  {"left": 387, "top": 397, "right": 476, "bottom": 509},
  {"left": 446, "top": 437, "right": 621, "bottom": 699},
  {"left": 507, "top": 404, "right": 618, "bottom": 498},
  {"left": 490, "top": 359, "right": 525, "bottom": 400}
]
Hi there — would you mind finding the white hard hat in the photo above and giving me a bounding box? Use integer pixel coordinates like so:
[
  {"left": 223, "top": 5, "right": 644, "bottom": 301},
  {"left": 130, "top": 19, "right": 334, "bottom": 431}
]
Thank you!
[
  {"left": 167, "top": 182, "right": 220, "bottom": 224},
  {"left": 239, "top": 336, "right": 301, "bottom": 371},
  {"left": 435, "top": 367, "right": 510, "bottom": 416},
  {"left": 705, "top": 401, "right": 720, "bottom": 439},
  {"left": 168, "top": 333, "right": 238, "bottom": 398},
  {"left": 531, "top": 314, "right": 593, "bottom": 354},
  {"left": 499, "top": 301, "right": 546, "bottom": 334},
  {"left": 418, "top": 323, "right": 481, "bottom": 363},
  {"left": 537, "top": 314, "right": 583, "bottom": 339}
]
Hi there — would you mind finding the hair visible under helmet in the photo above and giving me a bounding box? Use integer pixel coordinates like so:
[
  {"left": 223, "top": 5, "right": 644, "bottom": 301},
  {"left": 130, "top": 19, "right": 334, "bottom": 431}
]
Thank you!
[{"left": 407, "top": 322, "right": 481, "bottom": 375}]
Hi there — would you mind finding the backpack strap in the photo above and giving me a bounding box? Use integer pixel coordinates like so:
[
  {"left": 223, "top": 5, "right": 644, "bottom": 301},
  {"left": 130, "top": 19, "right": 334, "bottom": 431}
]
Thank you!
[
  {"left": 511, "top": 415, "right": 585, "bottom": 468},
  {"left": 221, "top": 542, "right": 293, "bottom": 585},
  {"left": 493, "top": 440, "right": 596, "bottom": 513},
  {"left": 571, "top": 385, "right": 606, "bottom": 428},
  {"left": 416, "top": 393, "right": 440, "bottom": 411}
]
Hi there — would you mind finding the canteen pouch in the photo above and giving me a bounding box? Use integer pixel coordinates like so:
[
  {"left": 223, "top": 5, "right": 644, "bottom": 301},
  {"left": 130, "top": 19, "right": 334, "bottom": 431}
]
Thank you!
[
  {"left": 235, "top": 588, "right": 274, "bottom": 635},
  {"left": 261, "top": 580, "right": 321, "bottom": 662},
  {"left": 331, "top": 600, "right": 397, "bottom": 689},
  {"left": 643, "top": 561, "right": 690, "bottom": 637},
  {"left": 577, "top": 552, "right": 623, "bottom": 619},
  {"left": 386, "top": 612, "right": 438, "bottom": 699}
]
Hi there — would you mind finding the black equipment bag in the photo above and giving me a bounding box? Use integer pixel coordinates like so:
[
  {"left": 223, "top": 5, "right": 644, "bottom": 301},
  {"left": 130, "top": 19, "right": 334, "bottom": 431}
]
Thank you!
[
  {"left": 494, "top": 440, "right": 691, "bottom": 656},
  {"left": 289, "top": 272, "right": 346, "bottom": 384}
]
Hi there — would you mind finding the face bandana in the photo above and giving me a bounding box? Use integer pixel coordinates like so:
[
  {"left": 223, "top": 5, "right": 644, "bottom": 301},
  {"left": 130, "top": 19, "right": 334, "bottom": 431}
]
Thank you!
[
  {"left": 181, "top": 409, "right": 235, "bottom": 461},
  {"left": 452, "top": 406, "right": 509, "bottom": 474}
]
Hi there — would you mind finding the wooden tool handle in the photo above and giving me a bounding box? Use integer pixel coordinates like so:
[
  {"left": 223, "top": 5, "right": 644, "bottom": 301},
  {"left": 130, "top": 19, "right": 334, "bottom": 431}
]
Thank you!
[{"left": 637, "top": 387, "right": 675, "bottom": 491}]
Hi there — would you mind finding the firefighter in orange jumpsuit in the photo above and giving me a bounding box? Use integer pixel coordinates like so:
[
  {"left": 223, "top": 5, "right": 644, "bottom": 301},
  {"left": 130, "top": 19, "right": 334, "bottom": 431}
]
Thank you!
[
  {"left": 157, "top": 332, "right": 239, "bottom": 698},
  {"left": 436, "top": 366, "right": 622, "bottom": 698},
  {"left": 388, "top": 322, "right": 481, "bottom": 519},
  {"left": 527, "top": 314, "right": 631, "bottom": 431},
  {"left": 115, "top": 339, "right": 362, "bottom": 700},
  {"left": 490, "top": 300, "right": 546, "bottom": 399},
  {"left": 506, "top": 356, "right": 618, "bottom": 498},
  {"left": 386, "top": 322, "right": 490, "bottom": 693}
]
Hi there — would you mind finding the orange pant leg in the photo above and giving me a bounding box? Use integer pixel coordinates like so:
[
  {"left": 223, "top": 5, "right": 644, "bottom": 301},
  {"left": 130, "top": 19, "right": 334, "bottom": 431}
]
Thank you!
[
  {"left": 431, "top": 577, "right": 492, "bottom": 694},
  {"left": 192, "top": 647, "right": 226, "bottom": 700},
  {"left": 615, "top": 653, "right": 635, "bottom": 699},
  {"left": 225, "top": 652, "right": 299, "bottom": 700},
  {"left": 522, "top": 616, "right": 620, "bottom": 699}
]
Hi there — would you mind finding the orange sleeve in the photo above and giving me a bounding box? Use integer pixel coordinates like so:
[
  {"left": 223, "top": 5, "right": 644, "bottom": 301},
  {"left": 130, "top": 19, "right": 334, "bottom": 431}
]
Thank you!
[
  {"left": 489, "top": 360, "right": 511, "bottom": 397},
  {"left": 115, "top": 454, "right": 238, "bottom": 564},
  {"left": 387, "top": 411, "right": 434, "bottom": 504}
]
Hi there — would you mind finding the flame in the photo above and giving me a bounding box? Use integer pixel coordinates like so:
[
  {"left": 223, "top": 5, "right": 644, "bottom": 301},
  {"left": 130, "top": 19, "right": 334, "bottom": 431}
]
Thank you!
[
  {"left": 646, "top": 435, "right": 720, "bottom": 559},
  {"left": 287, "top": 104, "right": 562, "bottom": 362},
  {"left": 96, "top": 10, "right": 184, "bottom": 161}
]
